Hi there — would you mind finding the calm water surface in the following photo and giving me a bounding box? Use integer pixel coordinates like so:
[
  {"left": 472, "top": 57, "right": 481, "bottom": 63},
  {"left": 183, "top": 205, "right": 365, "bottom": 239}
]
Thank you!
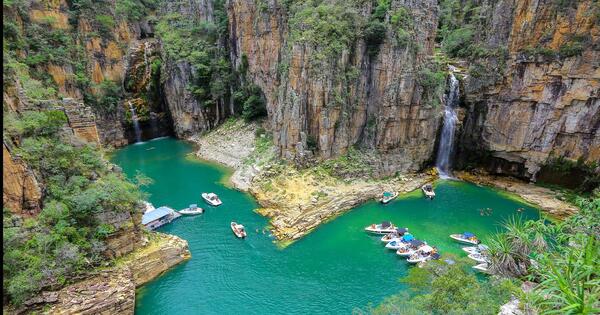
[{"left": 110, "top": 138, "right": 539, "bottom": 315}]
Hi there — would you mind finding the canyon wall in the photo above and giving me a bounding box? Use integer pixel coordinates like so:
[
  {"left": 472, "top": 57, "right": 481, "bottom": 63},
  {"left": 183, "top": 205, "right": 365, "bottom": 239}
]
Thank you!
[
  {"left": 455, "top": 0, "right": 600, "bottom": 180},
  {"left": 228, "top": 0, "right": 443, "bottom": 174}
]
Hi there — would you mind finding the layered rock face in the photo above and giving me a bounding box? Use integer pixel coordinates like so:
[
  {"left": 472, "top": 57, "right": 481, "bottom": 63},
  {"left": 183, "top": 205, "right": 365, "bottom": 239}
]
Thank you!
[
  {"left": 160, "top": 0, "right": 229, "bottom": 138},
  {"left": 456, "top": 0, "right": 600, "bottom": 180},
  {"left": 18, "top": 234, "right": 190, "bottom": 315},
  {"left": 2, "top": 144, "right": 42, "bottom": 215},
  {"left": 228, "top": 0, "right": 443, "bottom": 175}
]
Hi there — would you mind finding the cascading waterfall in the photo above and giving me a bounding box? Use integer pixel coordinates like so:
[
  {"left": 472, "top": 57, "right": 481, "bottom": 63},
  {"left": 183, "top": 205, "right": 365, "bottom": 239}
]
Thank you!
[
  {"left": 435, "top": 67, "right": 460, "bottom": 178},
  {"left": 128, "top": 101, "right": 143, "bottom": 143}
]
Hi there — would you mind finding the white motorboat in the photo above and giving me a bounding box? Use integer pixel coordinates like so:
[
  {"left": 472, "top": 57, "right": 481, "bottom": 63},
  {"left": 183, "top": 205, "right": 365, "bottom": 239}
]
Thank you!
[
  {"left": 179, "top": 204, "right": 204, "bottom": 215},
  {"left": 381, "top": 191, "right": 398, "bottom": 204},
  {"left": 365, "top": 221, "right": 397, "bottom": 234},
  {"left": 231, "top": 222, "right": 247, "bottom": 238},
  {"left": 407, "top": 252, "right": 432, "bottom": 264},
  {"left": 462, "top": 244, "right": 489, "bottom": 255},
  {"left": 396, "top": 240, "right": 426, "bottom": 256},
  {"left": 467, "top": 252, "right": 490, "bottom": 263},
  {"left": 385, "top": 240, "right": 409, "bottom": 250},
  {"left": 421, "top": 184, "right": 435, "bottom": 199},
  {"left": 450, "top": 232, "right": 480, "bottom": 245},
  {"left": 396, "top": 247, "right": 416, "bottom": 257},
  {"left": 472, "top": 263, "right": 490, "bottom": 274},
  {"left": 380, "top": 228, "right": 409, "bottom": 242},
  {"left": 202, "top": 192, "right": 222, "bottom": 206}
]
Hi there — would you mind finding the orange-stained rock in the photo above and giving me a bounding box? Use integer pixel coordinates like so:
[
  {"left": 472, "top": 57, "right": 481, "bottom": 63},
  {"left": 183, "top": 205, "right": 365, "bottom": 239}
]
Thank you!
[{"left": 3, "top": 144, "right": 42, "bottom": 216}]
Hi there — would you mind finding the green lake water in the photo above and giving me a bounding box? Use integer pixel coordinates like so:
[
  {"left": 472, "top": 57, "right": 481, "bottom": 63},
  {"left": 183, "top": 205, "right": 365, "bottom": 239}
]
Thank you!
[{"left": 110, "top": 138, "right": 540, "bottom": 315}]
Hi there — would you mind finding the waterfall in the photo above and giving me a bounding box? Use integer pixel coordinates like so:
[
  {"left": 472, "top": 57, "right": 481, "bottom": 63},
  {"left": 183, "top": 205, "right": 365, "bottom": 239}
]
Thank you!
[
  {"left": 128, "top": 101, "right": 143, "bottom": 143},
  {"left": 435, "top": 67, "right": 460, "bottom": 178}
]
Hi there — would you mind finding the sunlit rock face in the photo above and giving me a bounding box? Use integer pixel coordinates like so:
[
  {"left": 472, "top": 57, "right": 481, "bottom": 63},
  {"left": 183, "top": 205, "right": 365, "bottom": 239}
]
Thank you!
[
  {"left": 227, "top": 0, "right": 443, "bottom": 175},
  {"left": 455, "top": 0, "right": 600, "bottom": 180}
]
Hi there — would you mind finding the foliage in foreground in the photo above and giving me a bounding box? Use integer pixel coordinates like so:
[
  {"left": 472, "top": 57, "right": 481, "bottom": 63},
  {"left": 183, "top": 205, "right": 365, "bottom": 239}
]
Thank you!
[
  {"left": 355, "top": 257, "right": 517, "bottom": 315},
  {"left": 487, "top": 196, "right": 600, "bottom": 314},
  {"left": 3, "top": 110, "right": 147, "bottom": 305}
]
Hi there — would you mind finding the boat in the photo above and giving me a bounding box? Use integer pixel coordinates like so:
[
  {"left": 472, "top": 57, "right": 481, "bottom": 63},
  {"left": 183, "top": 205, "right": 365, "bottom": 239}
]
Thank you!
[
  {"left": 202, "top": 192, "right": 222, "bottom": 206},
  {"left": 396, "top": 240, "right": 425, "bottom": 256},
  {"left": 179, "top": 204, "right": 204, "bottom": 215},
  {"left": 142, "top": 206, "right": 181, "bottom": 230},
  {"left": 421, "top": 184, "right": 435, "bottom": 199},
  {"left": 467, "top": 252, "right": 490, "bottom": 263},
  {"left": 385, "top": 239, "right": 409, "bottom": 250},
  {"left": 462, "top": 244, "right": 489, "bottom": 255},
  {"left": 406, "top": 245, "right": 436, "bottom": 263},
  {"left": 472, "top": 263, "right": 490, "bottom": 274},
  {"left": 365, "top": 221, "right": 397, "bottom": 234},
  {"left": 380, "top": 228, "right": 409, "bottom": 243},
  {"left": 142, "top": 201, "right": 156, "bottom": 214},
  {"left": 231, "top": 222, "right": 247, "bottom": 238},
  {"left": 381, "top": 191, "right": 398, "bottom": 204},
  {"left": 450, "top": 232, "right": 481, "bottom": 245}
]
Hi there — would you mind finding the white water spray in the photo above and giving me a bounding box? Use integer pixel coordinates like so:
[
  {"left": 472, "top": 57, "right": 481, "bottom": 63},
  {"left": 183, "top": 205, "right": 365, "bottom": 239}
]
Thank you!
[
  {"left": 128, "top": 101, "right": 142, "bottom": 143},
  {"left": 436, "top": 67, "right": 460, "bottom": 178}
]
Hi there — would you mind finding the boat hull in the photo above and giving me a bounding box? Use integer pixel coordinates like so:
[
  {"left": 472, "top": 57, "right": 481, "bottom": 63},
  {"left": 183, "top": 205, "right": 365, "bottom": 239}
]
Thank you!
[
  {"left": 365, "top": 227, "right": 397, "bottom": 234},
  {"left": 202, "top": 193, "right": 222, "bottom": 206},
  {"left": 231, "top": 222, "right": 246, "bottom": 238},
  {"left": 467, "top": 253, "right": 489, "bottom": 263},
  {"left": 179, "top": 209, "right": 203, "bottom": 215},
  {"left": 385, "top": 241, "right": 408, "bottom": 250},
  {"left": 449, "top": 234, "right": 480, "bottom": 245},
  {"left": 472, "top": 263, "right": 490, "bottom": 274}
]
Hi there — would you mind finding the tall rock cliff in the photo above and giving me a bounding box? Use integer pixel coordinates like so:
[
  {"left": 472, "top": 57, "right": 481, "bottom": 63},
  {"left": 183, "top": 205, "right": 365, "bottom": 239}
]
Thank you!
[
  {"left": 228, "top": 0, "right": 444, "bottom": 174},
  {"left": 454, "top": 0, "right": 600, "bottom": 180}
]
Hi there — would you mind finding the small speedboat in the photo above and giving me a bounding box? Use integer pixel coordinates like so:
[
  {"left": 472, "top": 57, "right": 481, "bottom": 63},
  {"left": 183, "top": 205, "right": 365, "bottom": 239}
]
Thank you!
[
  {"left": 467, "top": 252, "right": 490, "bottom": 263},
  {"left": 406, "top": 245, "right": 436, "bottom": 263},
  {"left": 179, "top": 204, "right": 204, "bottom": 215},
  {"left": 421, "top": 184, "right": 435, "bottom": 199},
  {"left": 381, "top": 191, "right": 398, "bottom": 204},
  {"left": 380, "top": 228, "right": 409, "bottom": 242},
  {"left": 385, "top": 239, "right": 409, "bottom": 250},
  {"left": 231, "top": 222, "right": 247, "bottom": 238},
  {"left": 472, "top": 263, "right": 490, "bottom": 274},
  {"left": 365, "top": 221, "right": 397, "bottom": 234},
  {"left": 462, "top": 244, "right": 489, "bottom": 255},
  {"left": 202, "top": 192, "right": 222, "bottom": 206},
  {"left": 396, "top": 240, "right": 426, "bottom": 256},
  {"left": 450, "top": 232, "right": 480, "bottom": 245}
]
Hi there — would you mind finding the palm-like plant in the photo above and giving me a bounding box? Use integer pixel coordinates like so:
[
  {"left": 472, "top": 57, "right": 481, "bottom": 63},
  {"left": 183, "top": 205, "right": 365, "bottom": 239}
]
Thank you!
[{"left": 535, "top": 235, "right": 600, "bottom": 314}]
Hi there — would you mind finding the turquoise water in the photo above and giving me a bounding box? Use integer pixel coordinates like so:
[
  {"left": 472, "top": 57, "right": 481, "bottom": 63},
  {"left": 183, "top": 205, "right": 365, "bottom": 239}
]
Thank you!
[{"left": 110, "top": 138, "right": 539, "bottom": 314}]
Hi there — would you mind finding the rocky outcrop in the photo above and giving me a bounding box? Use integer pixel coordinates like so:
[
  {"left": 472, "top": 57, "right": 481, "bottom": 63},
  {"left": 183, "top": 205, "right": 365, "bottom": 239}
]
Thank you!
[
  {"left": 126, "top": 233, "right": 191, "bottom": 285},
  {"left": 252, "top": 165, "right": 433, "bottom": 242},
  {"left": 456, "top": 0, "right": 600, "bottom": 180},
  {"left": 228, "top": 0, "right": 443, "bottom": 175},
  {"left": 16, "top": 233, "right": 190, "bottom": 315},
  {"left": 2, "top": 143, "right": 42, "bottom": 215}
]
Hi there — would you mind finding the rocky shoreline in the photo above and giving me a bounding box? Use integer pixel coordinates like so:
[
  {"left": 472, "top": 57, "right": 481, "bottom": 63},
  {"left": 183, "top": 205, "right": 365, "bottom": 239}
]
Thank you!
[
  {"left": 192, "top": 120, "right": 579, "bottom": 245},
  {"left": 15, "top": 233, "right": 190, "bottom": 315},
  {"left": 455, "top": 171, "right": 578, "bottom": 219}
]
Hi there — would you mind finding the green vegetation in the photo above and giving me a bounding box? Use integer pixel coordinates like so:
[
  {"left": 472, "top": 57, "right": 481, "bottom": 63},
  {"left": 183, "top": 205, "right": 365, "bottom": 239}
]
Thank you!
[
  {"left": 542, "top": 156, "right": 599, "bottom": 192},
  {"left": 288, "top": 1, "right": 361, "bottom": 66},
  {"left": 316, "top": 146, "right": 374, "bottom": 180},
  {"left": 156, "top": 0, "right": 265, "bottom": 120},
  {"left": 3, "top": 108, "right": 148, "bottom": 305},
  {"left": 359, "top": 257, "right": 518, "bottom": 315},
  {"left": 485, "top": 196, "right": 600, "bottom": 314},
  {"left": 418, "top": 65, "right": 446, "bottom": 108}
]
